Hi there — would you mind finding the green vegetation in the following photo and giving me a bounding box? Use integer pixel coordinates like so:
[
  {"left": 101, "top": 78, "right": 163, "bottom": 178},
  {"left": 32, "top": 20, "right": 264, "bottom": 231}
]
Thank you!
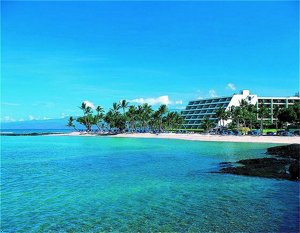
[
  {"left": 67, "top": 101, "right": 184, "bottom": 133},
  {"left": 262, "top": 129, "right": 283, "bottom": 133},
  {"left": 68, "top": 99, "right": 299, "bottom": 134},
  {"left": 222, "top": 101, "right": 300, "bottom": 132},
  {"left": 277, "top": 105, "right": 299, "bottom": 127},
  {"left": 201, "top": 117, "right": 215, "bottom": 132},
  {"left": 257, "top": 104, "right": 269, "bottom": 132},
  {"left": 215, "top": 107, "right": 228, "bottom": 127}
]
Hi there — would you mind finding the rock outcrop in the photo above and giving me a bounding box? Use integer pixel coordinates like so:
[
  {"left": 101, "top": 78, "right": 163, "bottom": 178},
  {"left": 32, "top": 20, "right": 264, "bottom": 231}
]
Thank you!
[{"left": 218, "top": 144, "right": 300, "bottom": 181}]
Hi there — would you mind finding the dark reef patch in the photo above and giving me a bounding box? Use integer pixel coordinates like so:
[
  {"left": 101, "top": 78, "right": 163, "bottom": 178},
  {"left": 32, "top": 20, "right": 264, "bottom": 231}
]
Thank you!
[{"left": 216, "top": 144, "right": 300, "bottom": 181}]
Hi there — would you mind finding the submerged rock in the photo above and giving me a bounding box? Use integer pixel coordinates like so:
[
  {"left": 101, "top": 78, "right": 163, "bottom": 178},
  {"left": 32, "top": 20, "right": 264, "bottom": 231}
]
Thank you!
[
  {"left": 219, "top": 158, "right": 291, "bottom": 180},
  {"left": 218, "top": 144, "right": 300, "bottom": 181}
]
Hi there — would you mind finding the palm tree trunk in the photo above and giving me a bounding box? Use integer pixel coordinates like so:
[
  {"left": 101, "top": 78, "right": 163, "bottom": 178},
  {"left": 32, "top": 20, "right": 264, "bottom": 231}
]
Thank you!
[
  {"left": 96, "top": 123, "right": 102, "bottom": 132},
  {"left": 159, "top": 119, "right": 162, "bottom": 133}
]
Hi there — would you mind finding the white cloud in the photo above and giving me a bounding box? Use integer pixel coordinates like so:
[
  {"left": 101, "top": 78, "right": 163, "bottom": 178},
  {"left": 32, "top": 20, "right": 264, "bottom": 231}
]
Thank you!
[
  {"left": 129, "top": 96, "right": 170, "bottom": 105},
  {"left": 209, "top": 90, "right": 218, "bottom": 97},
  {"left": 83, "top": 100, "right": 95, "bottom": 109},
  {"left": 19, "top": 118, "right": 24, "bottom": 122},
  {"left": 43, "top": 117, "right": 51, "bottom": 120},
  {"left": 197, "top": 96, "right": 204, "bottom": 100},
  {"left": 129, "top": 96, "right": 182, "bottom": 106},
  {"left": 28, "top": 115, "right": 35, "bottom": 120},
  {"left": 1, "top": 116, "right": 16, "bottom": 122},
  {"left": 226, "top": 83, "right": 236, "bottom": 91},
  {"left": 174, "top": 100, "right": 183, "bottom": 104},
  {"left": 60, "top": 113, "right": 66, "bottom": 118}
]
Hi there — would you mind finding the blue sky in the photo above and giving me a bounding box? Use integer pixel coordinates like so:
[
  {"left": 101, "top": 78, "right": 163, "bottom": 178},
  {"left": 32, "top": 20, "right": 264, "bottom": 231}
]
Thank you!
[{"left": 1, "top": 1, "right": 299, "bottom": 122}]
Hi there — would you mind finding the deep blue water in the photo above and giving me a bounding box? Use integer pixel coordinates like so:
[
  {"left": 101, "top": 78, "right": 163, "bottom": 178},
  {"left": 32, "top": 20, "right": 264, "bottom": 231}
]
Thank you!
[{"left": 1, "top": 136, "right": 299, "bottom": 232}]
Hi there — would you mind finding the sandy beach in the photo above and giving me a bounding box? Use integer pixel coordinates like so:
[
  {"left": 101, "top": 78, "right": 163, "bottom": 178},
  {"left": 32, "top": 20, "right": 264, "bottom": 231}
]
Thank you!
[{"left": 51, "top": 132, "right": 300, "bottom": 144}]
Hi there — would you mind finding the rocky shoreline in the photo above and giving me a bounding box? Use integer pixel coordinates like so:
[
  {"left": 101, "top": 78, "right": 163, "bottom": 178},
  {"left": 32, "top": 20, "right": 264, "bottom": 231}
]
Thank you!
[{"left": 218, "top": 144, "right": 300, "bottom": 181}]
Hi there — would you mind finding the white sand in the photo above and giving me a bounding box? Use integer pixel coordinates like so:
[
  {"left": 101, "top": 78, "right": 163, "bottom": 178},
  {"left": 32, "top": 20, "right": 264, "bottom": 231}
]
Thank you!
[{"left": 50, "top": 132, "right": 300, "bottom": 144}]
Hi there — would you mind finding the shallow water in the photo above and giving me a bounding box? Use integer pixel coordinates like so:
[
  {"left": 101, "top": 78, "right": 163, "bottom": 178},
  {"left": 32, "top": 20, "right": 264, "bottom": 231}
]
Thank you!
[{"left": 1, "top": 136, "right": 299, "bottom": 232}]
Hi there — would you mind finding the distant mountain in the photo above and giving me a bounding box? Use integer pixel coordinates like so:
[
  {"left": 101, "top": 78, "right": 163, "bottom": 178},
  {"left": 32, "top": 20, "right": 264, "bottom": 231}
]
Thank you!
[{"left": 1, "top": 118, "right": 78, "bottom": 130}]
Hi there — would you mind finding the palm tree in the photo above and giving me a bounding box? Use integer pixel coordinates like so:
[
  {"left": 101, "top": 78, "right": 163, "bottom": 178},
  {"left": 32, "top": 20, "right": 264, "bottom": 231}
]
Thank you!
[
  {"left": 246, "top": 104, "right": 257, "bottom": 130},
  {"left": 78, "top": 102, "right": 93, "bottom": 131},
  {"left": 234, "top": 107, "right": 242, "bottom": 128},
  {"left": 77, "top": 114, "right": 93, "bottom": 131},
  {"left": 164, "top": 112, "right": 184, "bottom": 130},
  {"left": 239, "top": 99, "right": 249, "bottom": 108},
  {"left": 70, "top": 101, "right": 185, "bottom": 134},
  {"left": 120, "top": 100, "right": 129, "bottom": 115},
  {"left": 126, "top": 105, "right": 137, "bottom": 132},
  {"left": 95, "top": 106, "right": 104, "bottom": 132},
  {"left": 80, "top": 102, "right": 92, "bottom": 115},
  {"left": 151, "top": 111, "right": 160, "bottom": 132},
  {"left": 140, "top": 103, "right": 153, "bottom": 130},
  {"left": 104, "top": 110, "right": 114, "bottom": 129},
  {"left": 272, "top": 105, "right": 281, "bottom": 130},
  {"left": 277, "top": 106, "right": 297, "bottom": 129},
  {"left": 173, "top": 112, "right": 184, "bottom": 130},
  {"left": 215, "top": 107, "right": 227, "bottom": 127},
  {"left": 165, "top": 112, "right": 175, "bottom": 129},
  {"left": 257, "top": 104, "right": 269, "bottom": 132},
  {"left": 111, "top": 102, "right": 120, "bottom": 113},
  {"left": 80, "top": 102, "right": 87, "bottom": 113},
  {"left": 135, "top": 105, "right": 143, "bottom": 129},
  {"left": 157, "top": 104, "right": 168, "bottom": 133},
  {"left": 201, "top": 117, "right": 214, "bottom": 132},
  {"left": 96, "top": 106, "right": 104, "bottom": 115},
  {"left": 229, "top": 106, "right": 242, "bottom": 128},
  {"left": 67, "top": 116, "right": 78, "bottom": 131}
]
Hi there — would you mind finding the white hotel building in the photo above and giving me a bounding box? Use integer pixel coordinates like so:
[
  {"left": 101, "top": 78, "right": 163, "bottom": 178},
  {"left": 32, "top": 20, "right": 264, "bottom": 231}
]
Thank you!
[{"left": 181, "top": 90, "right": 300, "bottom": 129}]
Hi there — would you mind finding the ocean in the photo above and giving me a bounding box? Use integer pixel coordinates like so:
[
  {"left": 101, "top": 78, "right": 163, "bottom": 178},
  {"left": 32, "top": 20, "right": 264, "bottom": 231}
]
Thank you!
[
  {"left": 0, "top": 129, "right": 73, "bottom": 134},
  {"left": 1, "top": 136, "right": 299, "bottom": 232}
]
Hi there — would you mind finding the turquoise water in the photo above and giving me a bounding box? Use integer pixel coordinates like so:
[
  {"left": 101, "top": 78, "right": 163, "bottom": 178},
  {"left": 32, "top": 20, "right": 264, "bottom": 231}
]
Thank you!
[{"left": 1, "top": 136, "right": 299, "bottom": 232}]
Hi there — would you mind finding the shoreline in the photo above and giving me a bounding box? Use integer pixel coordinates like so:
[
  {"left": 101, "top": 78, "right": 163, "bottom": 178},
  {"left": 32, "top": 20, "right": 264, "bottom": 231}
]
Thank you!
[{"left": 45, "top": 132, "right": 300, "bottom": 144}]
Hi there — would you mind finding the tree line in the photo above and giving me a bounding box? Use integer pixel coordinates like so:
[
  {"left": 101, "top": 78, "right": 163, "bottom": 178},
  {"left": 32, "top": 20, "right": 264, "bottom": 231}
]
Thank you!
[
  {"left": 206, "top": 100, "right": 300, "bottom": 132},
  {"left": 67, "top": 100, "right": 184, "bottom": 133}
]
